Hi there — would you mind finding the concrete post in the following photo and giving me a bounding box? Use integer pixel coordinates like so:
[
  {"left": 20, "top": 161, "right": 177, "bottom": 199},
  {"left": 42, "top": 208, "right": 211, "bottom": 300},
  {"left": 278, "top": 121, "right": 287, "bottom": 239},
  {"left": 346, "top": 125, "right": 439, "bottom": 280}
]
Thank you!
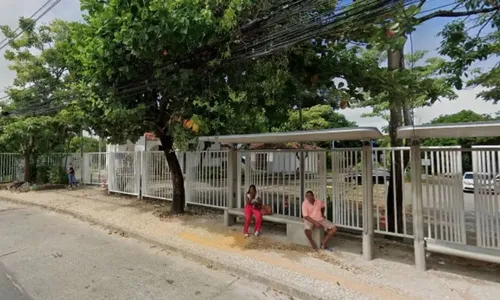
[
  {"left": 410, "top": 139, "right": 426, "bottom": 271},
  {"left": 362, "top": 141, "right": 374, "bottom": 260}
]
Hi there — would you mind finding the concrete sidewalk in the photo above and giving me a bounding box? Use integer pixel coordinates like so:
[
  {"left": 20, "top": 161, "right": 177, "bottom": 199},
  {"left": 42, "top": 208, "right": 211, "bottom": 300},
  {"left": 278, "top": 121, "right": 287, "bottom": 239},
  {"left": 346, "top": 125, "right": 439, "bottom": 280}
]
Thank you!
[{"left": 1, "top": 187, "right": 499, "bottom": 300}]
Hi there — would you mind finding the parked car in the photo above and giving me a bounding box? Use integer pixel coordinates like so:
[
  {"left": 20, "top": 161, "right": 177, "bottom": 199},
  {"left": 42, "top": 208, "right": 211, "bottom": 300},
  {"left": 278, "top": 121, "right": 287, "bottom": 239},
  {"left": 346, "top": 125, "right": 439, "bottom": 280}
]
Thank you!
[{"left": 462, "top": 172, "right": 500, "bottom": 193}]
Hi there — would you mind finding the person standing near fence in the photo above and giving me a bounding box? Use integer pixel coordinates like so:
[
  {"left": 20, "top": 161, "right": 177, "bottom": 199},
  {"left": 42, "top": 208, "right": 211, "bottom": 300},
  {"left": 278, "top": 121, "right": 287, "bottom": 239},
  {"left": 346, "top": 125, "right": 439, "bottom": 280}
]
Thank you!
[{"left": 68, "top": 163, "right": 78, "bottom": 188}]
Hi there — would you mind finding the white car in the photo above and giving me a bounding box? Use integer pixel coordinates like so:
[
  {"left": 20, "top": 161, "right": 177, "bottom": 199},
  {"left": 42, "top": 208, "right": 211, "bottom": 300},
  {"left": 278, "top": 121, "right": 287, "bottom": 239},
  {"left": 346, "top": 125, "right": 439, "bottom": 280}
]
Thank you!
[{"left": 462, "top": 172, "right": 500, "bottom": 193}]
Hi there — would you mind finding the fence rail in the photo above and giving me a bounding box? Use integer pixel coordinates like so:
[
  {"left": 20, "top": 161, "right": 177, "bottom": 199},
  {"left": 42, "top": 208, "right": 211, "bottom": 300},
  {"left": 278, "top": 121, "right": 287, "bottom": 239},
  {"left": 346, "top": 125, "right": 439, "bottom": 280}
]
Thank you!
[{"left": 3, "top": 144, "right": 500, "bottom": 264}]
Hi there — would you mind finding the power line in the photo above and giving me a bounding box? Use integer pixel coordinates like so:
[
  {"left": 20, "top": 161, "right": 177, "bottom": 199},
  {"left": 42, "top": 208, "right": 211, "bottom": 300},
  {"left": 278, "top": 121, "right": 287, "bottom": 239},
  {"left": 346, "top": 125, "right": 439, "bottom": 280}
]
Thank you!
[
  {"left": 0, "top": 0, "right": 54, "bottom": 48},
  {"left": 0, "top": 0, "right": 64, "bottom": 51},
  {"left": 6, "top": 0, "right": 454, "bottom": 118}
]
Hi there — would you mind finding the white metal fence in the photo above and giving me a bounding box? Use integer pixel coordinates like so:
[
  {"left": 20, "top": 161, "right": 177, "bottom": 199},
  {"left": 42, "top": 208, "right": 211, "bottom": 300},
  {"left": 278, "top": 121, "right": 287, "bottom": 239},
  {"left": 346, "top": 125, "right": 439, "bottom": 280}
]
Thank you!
[
  {"left": 185, "top": 150, "right": 229, "bottom": 208},
  {"left": 0, "top": 153, "right": 22, "bottom": 182},
  {"left": 108, "top": 152, "right": 139, "bottom": 196},
  {"left": 0, "top": 153, "right": 82, "bottom": 183},
  {"left": 236, "top": 150, "right": 327, "bottom": 218},
  {"left": 141, "top": 151, "right": 186, "bottom": 201},
  {"left": 3, "top": 144, "right": 500, "bottom": 258},
  {"left": 83, "top": 152, "right": 107, "bottom": 185},
  {"left": 331, "top": 148, "right": 364, "bottom": 231}
]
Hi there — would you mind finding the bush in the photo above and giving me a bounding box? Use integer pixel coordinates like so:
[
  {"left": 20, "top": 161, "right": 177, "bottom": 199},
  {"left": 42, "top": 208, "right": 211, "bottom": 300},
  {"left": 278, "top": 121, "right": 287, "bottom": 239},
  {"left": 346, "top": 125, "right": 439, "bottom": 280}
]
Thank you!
[
  {"left": 33, "top": 165, "right": 50, "bottom": 184},
  {"left": 49, "top": 166, "right": 68, "bottom": 184}
]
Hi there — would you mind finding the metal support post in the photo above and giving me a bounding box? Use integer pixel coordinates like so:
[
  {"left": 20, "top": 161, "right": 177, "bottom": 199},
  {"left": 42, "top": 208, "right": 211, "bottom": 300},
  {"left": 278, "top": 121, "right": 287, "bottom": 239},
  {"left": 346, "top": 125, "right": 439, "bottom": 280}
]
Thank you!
[
  {"left": 410, "top": 139, "right": 426, "bottom": 271},
  {"left": 136, "top": 151, "right": 142, "bottom": 199},
  {"left": 227, "top": 144, "right": 238, "bottom": 209},
  {"left": 299, "top": 151, "right": 305, "bottom": 199},
  {"left": 362, "top": 141, "right": 374, "bottom": 260}
]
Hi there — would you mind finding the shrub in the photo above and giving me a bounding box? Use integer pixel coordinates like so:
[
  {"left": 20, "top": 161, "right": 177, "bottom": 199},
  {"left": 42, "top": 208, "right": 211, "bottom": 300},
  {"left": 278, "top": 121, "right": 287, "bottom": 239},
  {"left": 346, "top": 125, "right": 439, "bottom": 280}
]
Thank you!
[{"left": 49, "top": 166, "right": 68, "bottom": 184}]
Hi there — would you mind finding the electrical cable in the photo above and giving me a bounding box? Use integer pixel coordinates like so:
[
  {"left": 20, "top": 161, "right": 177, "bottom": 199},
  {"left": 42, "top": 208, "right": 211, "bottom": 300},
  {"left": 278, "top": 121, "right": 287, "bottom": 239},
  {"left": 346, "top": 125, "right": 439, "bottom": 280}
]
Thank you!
[
  {"left": 0, "top": 0, "right": 64, "bottom": 51},
  {"left": 0, "top": 0, "right": 54, "bottom": 48},
  {"left": 4, "top": 0, "right": 462, "bottom": 118}
]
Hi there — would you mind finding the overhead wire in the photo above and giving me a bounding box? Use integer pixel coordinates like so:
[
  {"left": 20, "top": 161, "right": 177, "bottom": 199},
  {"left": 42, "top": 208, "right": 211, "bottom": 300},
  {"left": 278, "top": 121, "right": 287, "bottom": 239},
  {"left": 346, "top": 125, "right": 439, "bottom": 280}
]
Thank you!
[
  {"left": 0, "top": 0, "right": 64, "bottom": 51},
  {"left": 6, "top": 0, "right": 453, "bottom": 117},
  {"left": 6, "top": 0, "right": 428, "bottom": 117},
  {"left": 0, "top": 0, "right": 55, "bottom": 48},
  {"left": 112, "top": 0, "right": 424, "bottom": 98}
]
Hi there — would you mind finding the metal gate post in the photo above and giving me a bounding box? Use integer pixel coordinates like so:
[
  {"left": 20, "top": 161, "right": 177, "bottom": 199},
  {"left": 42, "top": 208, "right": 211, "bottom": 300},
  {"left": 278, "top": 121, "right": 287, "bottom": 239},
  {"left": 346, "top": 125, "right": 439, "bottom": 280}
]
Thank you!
[
  {"left": 362, "top": 141, "right": 374, "bottom": 260},
  {"left": 136, "top": 151, "right": 142, "bottom": 199},
  {"left": 410, "top": 139, "right": 426, "bottom": 271},
  {"left": 227, "top": 145, "right": 238, "bottom": 209}
]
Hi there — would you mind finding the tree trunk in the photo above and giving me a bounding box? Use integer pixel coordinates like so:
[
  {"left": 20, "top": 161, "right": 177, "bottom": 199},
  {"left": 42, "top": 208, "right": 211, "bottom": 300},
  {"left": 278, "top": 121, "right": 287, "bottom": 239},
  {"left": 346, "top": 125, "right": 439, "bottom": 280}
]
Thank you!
[
  {"left": 386, "top": 49, "right": 405, "bottom": 234},
  {"left": 157, "top": 131, "right": 185, "bottom": 214},
  {"left": 23, "top": 152, "right": 32, "bottom": 183}
]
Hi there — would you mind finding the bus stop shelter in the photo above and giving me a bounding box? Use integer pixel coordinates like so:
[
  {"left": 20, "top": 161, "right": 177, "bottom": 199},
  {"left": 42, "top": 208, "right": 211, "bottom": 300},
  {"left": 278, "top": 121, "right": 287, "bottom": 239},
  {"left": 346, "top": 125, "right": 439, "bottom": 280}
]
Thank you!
[{"left": 200, "top": 127, "right": 383, "bottom": 260}]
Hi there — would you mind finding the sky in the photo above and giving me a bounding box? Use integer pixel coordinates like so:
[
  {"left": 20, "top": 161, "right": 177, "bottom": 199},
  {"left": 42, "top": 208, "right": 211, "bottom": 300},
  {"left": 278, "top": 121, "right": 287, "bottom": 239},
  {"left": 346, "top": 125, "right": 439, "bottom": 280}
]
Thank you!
[{"left": 0, "top": 0, "right": 498, "bottom": 130}]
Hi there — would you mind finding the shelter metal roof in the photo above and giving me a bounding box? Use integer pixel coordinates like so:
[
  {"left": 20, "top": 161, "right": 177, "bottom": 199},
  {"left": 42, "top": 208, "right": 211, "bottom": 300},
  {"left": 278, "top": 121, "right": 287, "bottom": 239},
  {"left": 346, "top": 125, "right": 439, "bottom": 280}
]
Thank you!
[
  {"left": 198, "top": 127, "right": 383, "bottom": 144},
  {"left": 397, "top": 121, "right": 500, "bottom": 139}
]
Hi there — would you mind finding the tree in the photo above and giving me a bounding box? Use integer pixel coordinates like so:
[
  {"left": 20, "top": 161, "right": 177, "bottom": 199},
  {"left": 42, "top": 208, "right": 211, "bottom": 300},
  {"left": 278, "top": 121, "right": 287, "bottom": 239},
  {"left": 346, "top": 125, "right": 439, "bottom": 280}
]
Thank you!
[
  {"left": 66, "top": 136, "right": 100, "bottom": 153},
  {"left": 70, "top": 0, "right": 369, "bottom": 214},
  {"left": 280, "top": 104, "right": 356, "bottom": 131},
  {"left": 0, "top": 19, "right": 79, "bottom": 182},
  {"left": 71, "top": 0, "right": 274, "bottom": 214},
  {"left": 438, "top": 5, "right": 500, "bottom": 99},
  {"left": 358, "top": 50, "right": 457, "bottom": 123},
  {"left": 0, "top": 116, "right": 64, "bottom": 182}
]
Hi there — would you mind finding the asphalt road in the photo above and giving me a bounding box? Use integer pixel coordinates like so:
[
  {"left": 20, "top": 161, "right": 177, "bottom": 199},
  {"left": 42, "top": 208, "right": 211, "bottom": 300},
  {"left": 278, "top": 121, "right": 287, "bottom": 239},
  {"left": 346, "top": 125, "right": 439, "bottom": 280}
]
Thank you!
[{"left": 0, "top": 202, "right": 295, "bottom": 300}]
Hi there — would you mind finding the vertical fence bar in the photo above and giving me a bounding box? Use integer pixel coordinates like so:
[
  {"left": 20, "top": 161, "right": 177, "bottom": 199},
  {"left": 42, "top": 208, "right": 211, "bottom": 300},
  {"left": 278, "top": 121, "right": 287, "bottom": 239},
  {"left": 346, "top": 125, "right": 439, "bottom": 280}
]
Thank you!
[
  {"left": 362, "top": 141, "right": 374, "bottom": 260},
  {"left": 411, "top": 140, "right": 426, "bottom": 271}
]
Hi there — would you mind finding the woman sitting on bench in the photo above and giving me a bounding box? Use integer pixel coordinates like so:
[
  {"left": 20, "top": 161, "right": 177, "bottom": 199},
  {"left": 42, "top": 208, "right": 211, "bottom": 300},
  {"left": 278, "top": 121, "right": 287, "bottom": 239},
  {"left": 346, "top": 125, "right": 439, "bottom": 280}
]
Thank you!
[{"left": 244, "top": 185, "right": 263, "bottom": 237}]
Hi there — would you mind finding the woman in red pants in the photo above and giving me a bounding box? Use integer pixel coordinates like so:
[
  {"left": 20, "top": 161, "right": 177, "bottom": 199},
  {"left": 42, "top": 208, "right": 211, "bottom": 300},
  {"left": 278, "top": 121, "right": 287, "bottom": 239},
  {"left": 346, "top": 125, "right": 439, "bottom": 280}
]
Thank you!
[{"left": 244, "top": 185, "right": 263, "bottom": 237}]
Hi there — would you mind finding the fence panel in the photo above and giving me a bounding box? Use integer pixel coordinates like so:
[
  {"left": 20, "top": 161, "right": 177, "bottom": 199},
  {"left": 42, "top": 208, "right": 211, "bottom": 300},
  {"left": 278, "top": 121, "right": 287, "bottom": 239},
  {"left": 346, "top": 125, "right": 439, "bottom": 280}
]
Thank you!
[
  {"left": 421, "top": 147, "right": 466, "bottom": 245},
  {"left": 331, "top": 148, "right": 363, "bottom": 231},
  {"left": 185, "top": 150, "right": 229, "bottom": 208},
  {"left": 472, "top": 147, "right": 500, "bottom": 249},
  {"left": 370, "top": 147, "right": 413, "bottom": 238},
  {"left": 108, "top": 151, "right": 138, "bottom": 196},
  {"left": 239, "top": 150, "right": 327, "bottom": 218},
  {"left": 142, "top": 151, "right": 180, "bottom": 201},
  {"left": 0, "top": 153, "right": 22, "bottom": 182},
  {"left": 83, "top": 152, "right": 108, "bottom": 185}
]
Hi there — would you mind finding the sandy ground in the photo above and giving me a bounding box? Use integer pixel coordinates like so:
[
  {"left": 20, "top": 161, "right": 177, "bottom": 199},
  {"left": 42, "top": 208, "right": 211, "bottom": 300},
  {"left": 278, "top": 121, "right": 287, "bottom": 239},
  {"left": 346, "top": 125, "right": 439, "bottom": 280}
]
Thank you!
[{"left": 1, "top": 187, "right": 500, "bottom": 300}]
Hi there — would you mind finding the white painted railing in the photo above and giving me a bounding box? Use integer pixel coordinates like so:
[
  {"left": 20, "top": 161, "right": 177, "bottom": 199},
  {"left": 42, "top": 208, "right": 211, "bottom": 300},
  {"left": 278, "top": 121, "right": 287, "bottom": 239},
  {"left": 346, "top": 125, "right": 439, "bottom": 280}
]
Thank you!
[
  {"left": 185, "top": 150, "right": 229, "bottom": 208},
  {"left": 3, "top": 144, "right": 500, "bottom": 266},
  {"left": 238, "top": 149, "right": 327, "bottom": 219},
  {"left": 83, "top": 152, "right": 107, "bottom": 185}
]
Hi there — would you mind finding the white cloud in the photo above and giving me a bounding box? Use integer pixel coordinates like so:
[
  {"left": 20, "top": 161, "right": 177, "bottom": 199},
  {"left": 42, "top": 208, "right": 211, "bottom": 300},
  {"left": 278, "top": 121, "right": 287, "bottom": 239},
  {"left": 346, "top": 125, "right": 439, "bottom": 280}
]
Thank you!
[{"left": 341, "top": 86, "right": 498, "bottom": 129}]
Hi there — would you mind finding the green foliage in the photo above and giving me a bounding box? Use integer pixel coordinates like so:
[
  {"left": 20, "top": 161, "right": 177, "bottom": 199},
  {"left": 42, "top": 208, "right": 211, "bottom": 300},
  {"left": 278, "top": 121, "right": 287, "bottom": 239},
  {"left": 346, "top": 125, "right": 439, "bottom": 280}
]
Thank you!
[
  {"left": 422, "top": 110, "right": 500, "bottom": 147},
  {"left": 279, "top": 104, "right": 356, "bottom": 132},
  {"left": 437, "top": 2, "right": 500, "bottom": 95},
  {"left": 0, "top": 116, "right": 64, "bottom": 155},
  {"left": 66, "top": 136, "right": 100, "bottom": 153},
  {"left": 356, "top": 49, "right": 456, "bottom": 124},
  {"left": 49, "top": 166, "right": 68, "bottom": 184}
]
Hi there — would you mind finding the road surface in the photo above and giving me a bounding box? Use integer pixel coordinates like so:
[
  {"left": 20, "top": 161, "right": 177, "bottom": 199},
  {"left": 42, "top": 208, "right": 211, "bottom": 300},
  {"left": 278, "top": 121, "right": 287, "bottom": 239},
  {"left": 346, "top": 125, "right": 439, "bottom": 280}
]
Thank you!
[{"left": 0, "top": 202, "right": 296, "bottom": 300}]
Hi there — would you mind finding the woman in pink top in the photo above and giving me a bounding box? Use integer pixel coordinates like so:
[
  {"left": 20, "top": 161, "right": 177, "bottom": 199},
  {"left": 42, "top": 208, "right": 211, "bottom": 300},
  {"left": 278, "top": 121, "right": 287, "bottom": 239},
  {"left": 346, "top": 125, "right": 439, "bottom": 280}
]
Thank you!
[
  {"left": 244, "top": 185, "right": 263, "bottom": 237},
  {"left": 302, "top": 190, "right": 337, "bottom": 250}
]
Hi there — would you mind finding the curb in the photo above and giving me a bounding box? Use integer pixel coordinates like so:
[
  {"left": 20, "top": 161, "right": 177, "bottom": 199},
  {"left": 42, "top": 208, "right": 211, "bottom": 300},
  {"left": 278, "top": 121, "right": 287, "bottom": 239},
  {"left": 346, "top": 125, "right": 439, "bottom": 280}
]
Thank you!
[{"left": 0, "top": 196, "right": 319, "bottom": 300}]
